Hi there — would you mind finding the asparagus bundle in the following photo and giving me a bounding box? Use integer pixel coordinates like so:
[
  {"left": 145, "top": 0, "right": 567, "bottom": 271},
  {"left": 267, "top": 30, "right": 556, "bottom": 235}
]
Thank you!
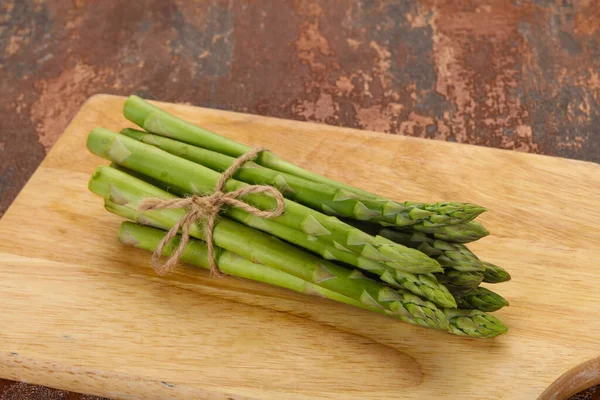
[
  {"left": 106, "top": 155, "right": 455, "bottom": 306},
  {"left": 87, "top": 128, "right": 442, "bottom": 275},
  {"left": 103, "top": 163, "right": 455, "bottom": 307},
  {"left": 119, "top": 221, "right": 506, "bottom": 337},
  {"left": 107, "top": 161, "right": 457, "bottom": 306},
  {"left": 93, "top": 167, "right": 445, "bottom": 319},
  {"left": 119, "top": 128, "right": 486, "bottom": 227},
  {"left": 124, "top": 96, "right": 484, "bottom": 217},
  {"left": 91, "top": 167, "right": 449, "bottom": 329},
  {"left": 85, "top": 95, "right": 511, "bottom": 338}
]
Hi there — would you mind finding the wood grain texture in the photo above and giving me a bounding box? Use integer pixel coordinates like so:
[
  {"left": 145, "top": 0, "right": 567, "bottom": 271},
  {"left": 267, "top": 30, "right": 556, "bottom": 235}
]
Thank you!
[{"left": 0, "top": 94, "right": 599, "bottom": 400}]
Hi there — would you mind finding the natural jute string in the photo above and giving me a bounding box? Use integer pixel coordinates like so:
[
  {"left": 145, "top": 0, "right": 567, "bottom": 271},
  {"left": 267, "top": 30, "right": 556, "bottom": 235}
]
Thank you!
[{"left": 137, "top": 147, "right": 285, "bottom": 276}]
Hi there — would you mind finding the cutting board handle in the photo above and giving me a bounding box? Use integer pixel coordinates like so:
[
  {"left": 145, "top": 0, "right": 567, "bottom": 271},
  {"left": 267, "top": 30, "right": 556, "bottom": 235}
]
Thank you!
[{"left": 539, "top": 356, "right": 600, "bottom": 399}]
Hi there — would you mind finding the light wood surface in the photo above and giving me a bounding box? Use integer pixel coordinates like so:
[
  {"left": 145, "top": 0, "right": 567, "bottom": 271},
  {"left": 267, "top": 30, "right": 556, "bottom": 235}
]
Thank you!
[{"left": 1, "top": 94, "right": 599, "bottom": 400}]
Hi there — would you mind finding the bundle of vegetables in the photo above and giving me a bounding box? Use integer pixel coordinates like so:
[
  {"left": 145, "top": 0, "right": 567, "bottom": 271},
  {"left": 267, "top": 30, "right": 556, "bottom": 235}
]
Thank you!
[{"left": 86, "top": 95, "right": 511, "bottom": 338}]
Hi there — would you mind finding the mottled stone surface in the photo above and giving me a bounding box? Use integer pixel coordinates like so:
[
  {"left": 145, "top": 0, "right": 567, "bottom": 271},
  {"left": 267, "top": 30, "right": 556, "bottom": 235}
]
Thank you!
[
  {"left": 1, "top": 0, "right": 600, "bottom": 217},
  {"left": 0, "top": 0, "right": 599, "bottom": 398}
]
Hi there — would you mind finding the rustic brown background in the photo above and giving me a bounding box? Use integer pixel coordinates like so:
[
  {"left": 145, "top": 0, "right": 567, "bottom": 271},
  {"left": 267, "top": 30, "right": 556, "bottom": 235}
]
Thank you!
[{"left": 1, "top": 0, "right": 599, "bottom": 399}]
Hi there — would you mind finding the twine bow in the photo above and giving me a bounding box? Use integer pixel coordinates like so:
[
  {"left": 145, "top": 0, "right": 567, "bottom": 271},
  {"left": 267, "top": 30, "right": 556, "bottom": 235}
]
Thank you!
[{"left": 137, "top": 147, "right": 285, "bottom": 276}]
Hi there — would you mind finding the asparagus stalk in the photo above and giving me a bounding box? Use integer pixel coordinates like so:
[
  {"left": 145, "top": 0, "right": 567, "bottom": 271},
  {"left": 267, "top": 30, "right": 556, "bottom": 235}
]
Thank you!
[
  {"left": 120, "top": 128, "right": 486, "bottom": 228},
  {"left": 481, "top": 261, "right": 511, "bottom": 283},
  {"left": 118, "top": 221, "right": 453, "bottom": 331},
  {"left": 123, "top": 95, "right": 379, "bottom": 198},
  {"left": 403, "top": 220, "right": 490, "bottom": 243},
  {"left": 122, "top": 96, "right": 488, "bottom": 221},
  {"left": 87, "top": 128, "right": 441, "bottom": 273},
  {"left": 435, "top": 270, "right": 484, "bottom": 292},
  {"left": 453, "top": 287, "right": 509, "bottom": 312},
  {"left": 444, "top": 309, "right": 508, "bottom": 338},
  {"left": 90, "top": 165, "right": 449, "bottom": 329},
  {"left": 378, "top": 229, "right": 485, "bottom": 272},
  {"left": 109, "top": 162, "right": 184, "bottom": 195}
]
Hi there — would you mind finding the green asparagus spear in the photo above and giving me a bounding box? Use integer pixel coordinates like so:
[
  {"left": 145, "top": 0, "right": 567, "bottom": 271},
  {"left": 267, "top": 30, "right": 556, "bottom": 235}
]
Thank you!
[
  {"left": 435, "top": 270, "right": 484, "bottom": 292},
  {"left": 122, "top": 96, "right": 487, "bottom": 220},
  {"left": 378, "top": 229, "right": 485, "bottom": 272},
  {"left": 120, "top": 128, "right": 486, "bottom": 228},
  {"left": 444, "top": 309, "right": 507, "bottom": 337},
  {"left": 90, "top": 165, "right": 448, "bottom": 329},
  {"left": 87, "top": 128, "right": 441, "bottom": 273},
  {"left": 404, "top": 220, "right": 490, "bottom": 243},
  {"left": 118, "top": 221, "right": 452, "bottom": 331},
  {"left": 453, "top": 287, "right": 509, "bottom": 312},
  {"left": 481, "top": 261, "right": 511, "bottom": 283},
  {"left": 109, "top": 162, "right": 185, "bottom": 195},
  {"left": 123, "top": 95, "right": 380, "bottom": 198}
]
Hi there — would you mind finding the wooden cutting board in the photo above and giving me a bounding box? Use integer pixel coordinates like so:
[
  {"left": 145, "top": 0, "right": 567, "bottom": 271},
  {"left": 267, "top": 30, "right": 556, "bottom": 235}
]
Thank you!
[{"left": 1, "top": 95, "right": 599, "bottom": 400}]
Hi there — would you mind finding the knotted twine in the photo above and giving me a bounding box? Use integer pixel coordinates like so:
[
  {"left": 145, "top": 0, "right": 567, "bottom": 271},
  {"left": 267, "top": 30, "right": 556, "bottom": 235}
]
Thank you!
[{"left": 137, "top": 147, "right": 285, "bottom": 277}]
